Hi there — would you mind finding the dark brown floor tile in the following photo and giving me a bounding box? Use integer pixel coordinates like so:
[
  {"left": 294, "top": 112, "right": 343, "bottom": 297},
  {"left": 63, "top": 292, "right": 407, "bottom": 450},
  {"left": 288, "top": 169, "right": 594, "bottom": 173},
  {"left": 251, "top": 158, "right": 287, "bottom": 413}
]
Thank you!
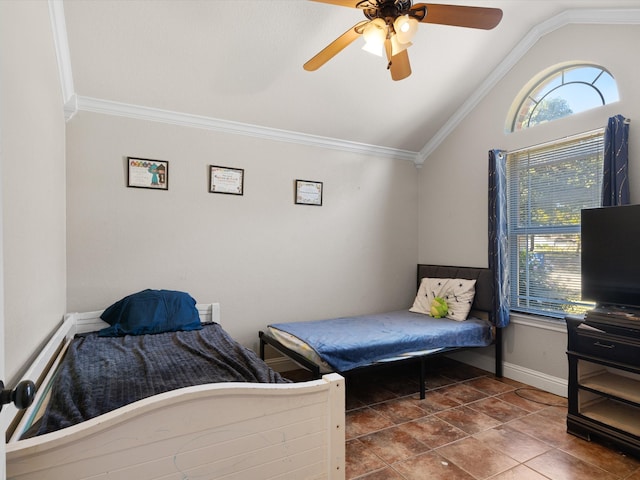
[
  {"left": 346, "top": 407, "right": 395, "bottom": 439},
  {"left": 436, "top": 382, "right": 488, "bottom": 404},
  {"left": 435, "top": 405, "right": 501, "bottom": 435},
  {"left": 346, "top": 394, "right": 367, "bottom": 411},
  {"left": 393, "top": 450, "right": 476, "bottom": 480},
  {"left": 464, "top": 376, "right": 516, "bottom": 395},
  {"left": 525, "top": 448, "right": 620, "bottom": 480},
  {"left": 359, "top": 426, "right": 430, "bottom": 463},
  {"left": 378, "top": 375, "right": 421, "bottom": 397},
  {"left": 473, "top": 424, "right": 552, "bottom": 463},
  {"left": 415, "top": 389, "right": 462, "bottom": 413},
  {"left": 424, "top": 372, "right": 459, "bottom": 389},
  {"left": 439, "top": 362, "right": 489, "bottom": 381},
  {"left": 348, "top": 382, "right": 399, "bottom": 405},
  {"left": 346, "top": 438, "right": 386, "bottom": 479},
  {"left": 436, "top": 436, "right": 519, "bottom": 478},
  {"left": 343, "top": 360, "right": 639, "bottom": 480},
  {"left": 488, "top": 464, "right": 551, "bottom": 480},
  {"left": 497, "top": 390, "right": 550, "bottom": 413},
  {"left": 402, "top": 415, "right": 468, "bottom": 449},
  {"left": 510, "top": 387, "right": 567, "bottom": 408},
  {"left": 468, "top": 396, "right": 530, "bottom": 423},
  {"left": 371, "top": 396, "right": 430, "bottom": 424},
  {"left": 535, "top": 406, "right": 573, "bottom": 437},
  {"left": 560, "top": 435, "right": 640, "bottom": 478},
  {"left": 353, "top": 467, "right": 406, "bottom": 479},
  {"left": 536, "top": 404, "right": 569, "bottom": 421},
  {"left": 507, "top": 411, "right": 575, "bottom": 448},
  {"left": 495, "top": 376, "right": 530, "bottom": 389}
]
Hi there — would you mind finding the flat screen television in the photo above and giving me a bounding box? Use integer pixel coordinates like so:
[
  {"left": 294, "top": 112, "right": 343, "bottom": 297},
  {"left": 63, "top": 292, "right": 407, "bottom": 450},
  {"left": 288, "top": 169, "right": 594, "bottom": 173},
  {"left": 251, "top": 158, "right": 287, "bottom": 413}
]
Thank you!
[{"left": 581, "top": 204, "right": 640, "bottom": 308}]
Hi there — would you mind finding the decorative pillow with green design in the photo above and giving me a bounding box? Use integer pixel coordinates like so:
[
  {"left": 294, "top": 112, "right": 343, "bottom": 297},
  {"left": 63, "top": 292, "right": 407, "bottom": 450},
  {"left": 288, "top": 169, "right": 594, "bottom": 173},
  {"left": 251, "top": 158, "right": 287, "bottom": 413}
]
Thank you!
[{"left": 410, "top": 277, "right": 476, "bottom": 321}]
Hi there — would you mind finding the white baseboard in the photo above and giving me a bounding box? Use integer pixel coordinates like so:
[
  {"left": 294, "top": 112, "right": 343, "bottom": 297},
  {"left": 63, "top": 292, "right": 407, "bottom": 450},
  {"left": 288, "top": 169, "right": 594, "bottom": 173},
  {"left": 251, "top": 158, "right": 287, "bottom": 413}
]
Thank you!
[
  {"left": 502, "top": 362, "right": 567, "bottom": 398},
  {"left": 445, "top": 350, "right": 567, "bottom": 397}
]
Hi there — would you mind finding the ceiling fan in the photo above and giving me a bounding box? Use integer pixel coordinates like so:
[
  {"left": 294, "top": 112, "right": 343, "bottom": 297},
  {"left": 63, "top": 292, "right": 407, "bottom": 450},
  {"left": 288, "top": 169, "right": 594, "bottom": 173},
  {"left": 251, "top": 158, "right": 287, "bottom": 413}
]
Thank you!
[{"left": 304, "top": 0, "right": 503, "bottom": 81}]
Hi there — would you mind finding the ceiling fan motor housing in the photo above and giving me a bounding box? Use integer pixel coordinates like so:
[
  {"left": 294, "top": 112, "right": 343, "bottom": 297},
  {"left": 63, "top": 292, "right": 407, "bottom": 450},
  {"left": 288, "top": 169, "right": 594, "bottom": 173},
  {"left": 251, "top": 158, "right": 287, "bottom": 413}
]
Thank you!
[{"left": 361, "top": 0, "right": 426, "bottom": 25}]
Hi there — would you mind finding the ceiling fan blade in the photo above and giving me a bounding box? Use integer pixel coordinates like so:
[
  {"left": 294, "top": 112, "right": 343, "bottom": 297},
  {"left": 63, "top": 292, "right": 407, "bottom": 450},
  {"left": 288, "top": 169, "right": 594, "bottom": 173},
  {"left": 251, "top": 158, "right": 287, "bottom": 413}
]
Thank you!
[
  {"left": 304, "top": 21, "right": 367, "bottom": 71},
  {"left": 309, "top": 0, "right": 363, "bottom": 8},
  {"left": 412, "top": 3, "right": 503, "bottom": 30},
  {"left": 384, "top": 39, "right": 412, "bottom": 81}
]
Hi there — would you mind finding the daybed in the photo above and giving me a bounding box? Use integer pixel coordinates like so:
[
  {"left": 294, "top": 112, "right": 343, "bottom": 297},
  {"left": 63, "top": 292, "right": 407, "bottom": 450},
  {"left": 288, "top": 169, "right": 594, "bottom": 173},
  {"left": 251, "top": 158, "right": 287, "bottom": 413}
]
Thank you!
[
  {"left": 259, "top": 264, "right": 502, "bottom": 399},
  {"left": 5, "top": 292, "right": 345, "bottom": 480}
]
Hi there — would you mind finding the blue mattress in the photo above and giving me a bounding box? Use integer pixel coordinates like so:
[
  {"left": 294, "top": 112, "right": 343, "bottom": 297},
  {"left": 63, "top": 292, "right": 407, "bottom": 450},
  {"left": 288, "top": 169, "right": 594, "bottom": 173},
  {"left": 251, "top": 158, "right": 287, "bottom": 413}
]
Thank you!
[{"left": 269, "top": 310, "right": 492, "bottom": 372}]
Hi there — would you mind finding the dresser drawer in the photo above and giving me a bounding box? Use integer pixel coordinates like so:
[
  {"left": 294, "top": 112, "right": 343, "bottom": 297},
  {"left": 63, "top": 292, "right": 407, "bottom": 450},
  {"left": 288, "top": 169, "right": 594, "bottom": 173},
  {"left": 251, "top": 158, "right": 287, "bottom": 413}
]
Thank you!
[{"left": 571, "top": 330, "right": 640, "bottom": 366}]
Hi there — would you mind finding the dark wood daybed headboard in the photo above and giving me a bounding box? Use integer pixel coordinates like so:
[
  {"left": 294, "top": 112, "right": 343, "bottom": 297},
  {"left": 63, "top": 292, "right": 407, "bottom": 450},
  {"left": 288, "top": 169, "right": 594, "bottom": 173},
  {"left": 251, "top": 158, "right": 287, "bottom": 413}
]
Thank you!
[{"left": 417, "top": 264, "right": 502, "bottom": 377}]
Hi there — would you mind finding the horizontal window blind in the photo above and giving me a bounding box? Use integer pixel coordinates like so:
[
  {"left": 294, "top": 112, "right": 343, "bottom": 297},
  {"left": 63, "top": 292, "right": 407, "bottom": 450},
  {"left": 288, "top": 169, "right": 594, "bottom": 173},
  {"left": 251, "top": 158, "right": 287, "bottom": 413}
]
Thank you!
[{"left": 507, "top": 130, "right": 603, "bottom": 317}]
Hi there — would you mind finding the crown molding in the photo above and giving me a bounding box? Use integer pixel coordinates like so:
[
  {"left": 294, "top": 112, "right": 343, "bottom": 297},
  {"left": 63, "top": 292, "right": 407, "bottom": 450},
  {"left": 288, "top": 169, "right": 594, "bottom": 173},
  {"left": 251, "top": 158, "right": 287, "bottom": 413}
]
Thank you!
[
  {"left": 415, "top": 8, "right": 640, "bottom": 166},
  {"left": 48, "top": 0, "right": 75, "bottom": 110},
  {"left": 74, "top": 96, "right": 420, "bottom": 163},
  {"left": 48, "top": 0, "right": 417, "bottom": 163},
  {"left": 49, "top": 3, "right": 640, "bottom": 167}
]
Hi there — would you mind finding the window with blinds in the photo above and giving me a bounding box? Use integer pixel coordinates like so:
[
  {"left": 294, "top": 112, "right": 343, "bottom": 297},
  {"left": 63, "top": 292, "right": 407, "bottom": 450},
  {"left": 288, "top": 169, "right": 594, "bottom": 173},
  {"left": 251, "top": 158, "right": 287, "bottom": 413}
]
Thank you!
[{"left": 506, "top": 130, "right": 604, "bottom": 317}]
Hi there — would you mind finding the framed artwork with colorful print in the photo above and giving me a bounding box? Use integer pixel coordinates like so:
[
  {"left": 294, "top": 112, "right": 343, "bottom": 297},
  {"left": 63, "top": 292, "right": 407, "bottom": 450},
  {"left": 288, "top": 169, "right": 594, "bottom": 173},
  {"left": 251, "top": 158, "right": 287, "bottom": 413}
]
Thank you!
[{"left": 127, "top": 157, "right": 169, "bottom": 190}]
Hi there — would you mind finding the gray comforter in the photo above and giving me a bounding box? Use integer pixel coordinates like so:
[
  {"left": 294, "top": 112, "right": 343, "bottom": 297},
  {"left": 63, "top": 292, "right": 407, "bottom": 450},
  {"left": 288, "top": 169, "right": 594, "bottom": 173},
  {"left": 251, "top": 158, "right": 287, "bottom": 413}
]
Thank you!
[{"left": 24, "top": 323, "right": 288, "bottom": 438}]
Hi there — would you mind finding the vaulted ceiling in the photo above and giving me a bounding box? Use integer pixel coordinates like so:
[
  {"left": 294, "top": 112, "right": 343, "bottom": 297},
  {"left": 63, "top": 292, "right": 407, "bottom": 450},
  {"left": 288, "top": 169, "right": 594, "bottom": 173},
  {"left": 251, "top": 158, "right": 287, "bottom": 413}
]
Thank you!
[{"left": 56, "top": 0, "right": 640, "bottom": 165}]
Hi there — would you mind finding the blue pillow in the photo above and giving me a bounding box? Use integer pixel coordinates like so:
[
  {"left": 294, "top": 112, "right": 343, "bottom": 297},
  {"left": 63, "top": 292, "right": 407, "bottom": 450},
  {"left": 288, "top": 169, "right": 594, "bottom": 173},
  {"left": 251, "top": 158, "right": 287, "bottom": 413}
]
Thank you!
[{"left": 99, "top": 289, "right": 202, "bottom": 337}]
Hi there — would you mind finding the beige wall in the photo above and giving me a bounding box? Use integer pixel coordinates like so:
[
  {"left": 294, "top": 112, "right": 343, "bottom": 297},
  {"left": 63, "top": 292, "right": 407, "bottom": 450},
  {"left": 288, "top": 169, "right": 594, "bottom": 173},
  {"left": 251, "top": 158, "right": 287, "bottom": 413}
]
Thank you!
[
  {"left": 419, "top": 24, "right": 640, "bottom": 392},
  {"left": 0, "top": 1, "right": 67, "bottom": 385},
  {"left": 4, "top": 4, "right": 639, "bottom": 398},
  {"left": 66, "top": 113, "right": 419, "bottom": 348}
]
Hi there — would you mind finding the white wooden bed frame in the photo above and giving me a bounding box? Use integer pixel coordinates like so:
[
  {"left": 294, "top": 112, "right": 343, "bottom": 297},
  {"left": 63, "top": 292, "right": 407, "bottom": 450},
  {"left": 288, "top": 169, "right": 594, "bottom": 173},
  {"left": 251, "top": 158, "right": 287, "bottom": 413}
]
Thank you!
[{"left": 5, "top": 304, "right": 345, "bottom": 480}]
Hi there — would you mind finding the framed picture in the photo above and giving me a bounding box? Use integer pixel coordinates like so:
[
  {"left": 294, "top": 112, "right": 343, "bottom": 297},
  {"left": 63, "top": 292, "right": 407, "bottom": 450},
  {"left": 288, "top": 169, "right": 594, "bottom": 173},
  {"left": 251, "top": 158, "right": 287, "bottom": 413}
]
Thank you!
[
  {"left": 209, "top": 166, "right": 244, "bottom": 195},
  {"left": 127, "top": 157, "right": 169, "bottom": 190},
  {"left": 295, "top": 179, "right": 323, "bottom": 206}
]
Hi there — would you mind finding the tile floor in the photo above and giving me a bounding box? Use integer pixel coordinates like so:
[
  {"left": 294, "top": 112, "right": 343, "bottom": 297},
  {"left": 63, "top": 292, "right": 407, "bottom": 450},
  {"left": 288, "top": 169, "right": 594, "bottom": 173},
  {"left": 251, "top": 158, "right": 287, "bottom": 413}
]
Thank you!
[{"left": 287, "top": 357, "right": 640, "bottom": 479}]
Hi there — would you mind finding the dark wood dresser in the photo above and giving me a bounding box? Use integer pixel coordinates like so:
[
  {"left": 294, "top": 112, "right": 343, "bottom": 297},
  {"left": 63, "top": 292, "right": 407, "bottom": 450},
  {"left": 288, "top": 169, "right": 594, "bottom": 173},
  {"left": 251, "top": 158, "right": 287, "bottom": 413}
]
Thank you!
[{"left": 566, "top": 313, "right": 640, "bottom": 457}]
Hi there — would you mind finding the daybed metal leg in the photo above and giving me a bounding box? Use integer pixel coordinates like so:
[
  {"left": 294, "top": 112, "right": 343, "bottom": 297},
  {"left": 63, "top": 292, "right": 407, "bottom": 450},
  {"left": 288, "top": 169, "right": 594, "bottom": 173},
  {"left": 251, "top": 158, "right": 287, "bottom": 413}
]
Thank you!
[
  {"left": 419, "top": 358, "right": 426, "bottom": 400},
  {"left": 495, "top": 328, "right": 503, "bottom": 378}
]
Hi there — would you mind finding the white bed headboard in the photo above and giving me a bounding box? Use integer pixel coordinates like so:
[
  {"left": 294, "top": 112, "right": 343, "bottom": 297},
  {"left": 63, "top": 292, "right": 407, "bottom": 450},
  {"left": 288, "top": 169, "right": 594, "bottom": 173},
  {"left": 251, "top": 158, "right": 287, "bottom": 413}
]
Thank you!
[{"left": 70, "top": 302, "right": 221, "bottom": 335}]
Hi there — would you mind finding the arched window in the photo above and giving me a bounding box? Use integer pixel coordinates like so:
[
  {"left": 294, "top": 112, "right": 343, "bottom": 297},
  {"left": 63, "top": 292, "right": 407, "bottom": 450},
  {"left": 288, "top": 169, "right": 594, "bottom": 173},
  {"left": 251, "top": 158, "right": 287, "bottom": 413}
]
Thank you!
[{"left": 508, "top": 64, "right": 619, "bottom": 132}]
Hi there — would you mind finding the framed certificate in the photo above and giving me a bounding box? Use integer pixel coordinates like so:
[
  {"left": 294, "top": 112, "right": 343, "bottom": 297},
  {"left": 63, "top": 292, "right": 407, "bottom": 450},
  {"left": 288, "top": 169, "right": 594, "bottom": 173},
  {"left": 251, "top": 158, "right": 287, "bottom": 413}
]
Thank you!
[
  {"left": 127, "top": 157, "right": 169, "bottom": 190},
  {"left": 295, "top": 179, "right": 323, "bottom": 206},
  {"left": 209, "top": 166, "right": 244, "bottom": 195}
]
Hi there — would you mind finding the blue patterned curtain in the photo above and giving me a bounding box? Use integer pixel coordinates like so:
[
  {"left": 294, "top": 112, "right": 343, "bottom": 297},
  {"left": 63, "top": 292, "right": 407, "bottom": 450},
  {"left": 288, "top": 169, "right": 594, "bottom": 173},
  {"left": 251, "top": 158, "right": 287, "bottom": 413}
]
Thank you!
[
  {"left": 488, "top": 150, "right": 510, "bottom": 328},
  {"left": 602, "top": 114, "right": 630, "bottom": 206}
]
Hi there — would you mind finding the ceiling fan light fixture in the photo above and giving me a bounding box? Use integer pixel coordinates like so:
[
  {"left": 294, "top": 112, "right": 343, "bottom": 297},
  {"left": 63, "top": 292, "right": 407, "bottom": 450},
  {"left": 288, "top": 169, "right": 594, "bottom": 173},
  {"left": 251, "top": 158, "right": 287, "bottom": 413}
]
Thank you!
[
  {"left": 390, "top": 34, "right": 412, "bottom": 57},
  {"left": 393, "top": 15, "right": 418, "bottom": 44},
  {"left": 362, "top": 18, "right": 387, "bottom": 57}
]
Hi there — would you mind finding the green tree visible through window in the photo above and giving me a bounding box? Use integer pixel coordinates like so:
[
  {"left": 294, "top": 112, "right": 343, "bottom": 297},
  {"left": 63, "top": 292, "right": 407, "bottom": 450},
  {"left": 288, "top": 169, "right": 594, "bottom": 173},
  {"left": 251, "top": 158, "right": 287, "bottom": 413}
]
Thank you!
[
  {"left": 507, "top": 131, "right": 603, "bottom": 317},
  {"left": 528, "top": 98, "right": 573, "bottom": 127}
]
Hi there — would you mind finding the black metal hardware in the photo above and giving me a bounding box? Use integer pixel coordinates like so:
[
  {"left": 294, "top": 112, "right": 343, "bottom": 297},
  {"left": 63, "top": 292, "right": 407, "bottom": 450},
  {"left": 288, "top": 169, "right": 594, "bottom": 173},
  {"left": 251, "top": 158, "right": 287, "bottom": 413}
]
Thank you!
[{"left": 0, "top": 380, "right": 36, "bottom": 411}]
